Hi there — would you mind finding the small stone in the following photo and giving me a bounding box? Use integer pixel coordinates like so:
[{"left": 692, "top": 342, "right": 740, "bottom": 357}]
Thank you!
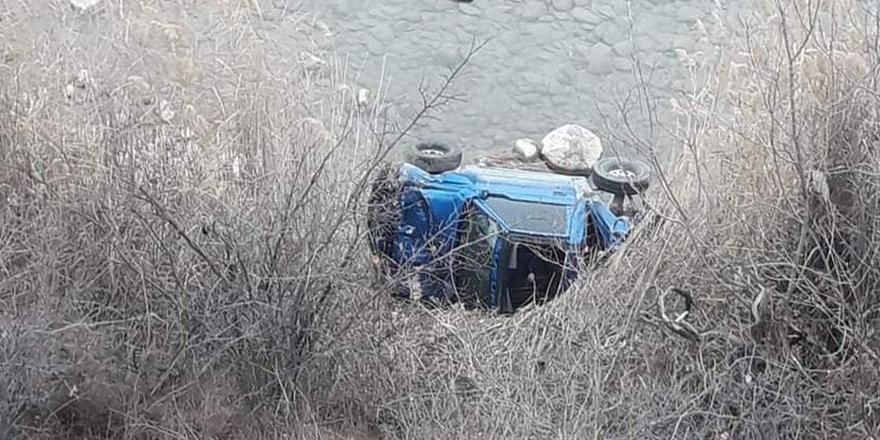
[
  {"left": 70, "top": 0, "right": 102, "bottom": 12},
  {"left": 74, "top": 69, "right": 90, "bottom": 89},
  {"left": 357, "top": 88, "right": 370, "bottom": 108},
  {"left": 158, "top": 99, "right": 175, "bottom": 123},
  {"left": 458, "top": 3, "right": 481, "bottom": 16},
  {"left": 65, "top": 84, "right": 75, "bottom": 100},
  {"left": 613, "top": 57, "right": 632, "bottom": 72},
  {"left": 595, "top": 4, "right": 615, "bottom": 18},
  {"left": 571, "top": 8, "right": 600, "bottom": 25},
  {"left": 612, "top": 40, "right": 634, "bottom": 57},
  {"left": 594, "top": 21, "right": 626, "bottom": 45},
  {"left": 551, "top": 0, "right": 574, "bottom": 12},
  {"left": 540, "top": 124, "right": 603, "bottom": 173},
  {"left": 313, "top": 20, "right": 331, "bottom": 34},
  {"left": 370, "top": 24, "right": 395, "bottom": 42},
  {"left": 519, "top": 3, "right": 546, "bottom": 21},
  {"left": 301, "top": 52, "right": 327, "bottom": 71},
  {"left": 435, "top": 46, "right": 462, "bottom": 69},
  {"left": 513, "top": 138, "right": 540, "bottom": 162},
  {"left": 587, "top": 42, "right": 614, "bottom": 75}
]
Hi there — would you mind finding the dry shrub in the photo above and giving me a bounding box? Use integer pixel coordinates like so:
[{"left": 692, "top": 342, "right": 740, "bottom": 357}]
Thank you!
[{"left": 0, "top": 1, "right": 463, "bottom": 438}]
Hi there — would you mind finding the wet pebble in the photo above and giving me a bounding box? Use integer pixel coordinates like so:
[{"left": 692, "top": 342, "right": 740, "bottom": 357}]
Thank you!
[
  {"left": 595, "top": 4, "right": 616, "bottom": 18},
  {"left": 551, "top": 0, "right": 575, "bottom": 12},
  {"left": 435, "top": 46, "right": 461, "bottom": 69},
  {"left": 594, "top": 20, "right": 626, "bottom": 45},
  {"left": 458, "top": 3, "right": 482, "bottom": 16},
  {"left": 518, "top": 3, "right": 546, "bottom": 21},
  {"left": 571, "top": 8, "right": 600, "bottom": 25},
  {"left": 587, "top": 42, "right": 614, "bottom": 75},
  {"left": 613, "top": 57, "right": 632, "bottom": 72},
  {"left": 370, "top": 23, "right": 395, "bottom": 42},
  {"left": 612, "top": 40, "right": 634, "bottom": 57}
]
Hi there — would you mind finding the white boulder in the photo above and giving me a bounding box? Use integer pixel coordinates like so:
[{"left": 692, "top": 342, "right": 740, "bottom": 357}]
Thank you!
[{"left": 540, "top": 124, "right": 603, "bottom": 173}]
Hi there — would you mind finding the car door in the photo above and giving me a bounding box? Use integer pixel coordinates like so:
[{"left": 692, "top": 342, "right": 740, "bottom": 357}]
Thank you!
[{"left": 453, "top": 203, "right": 502, "bottom": 307}]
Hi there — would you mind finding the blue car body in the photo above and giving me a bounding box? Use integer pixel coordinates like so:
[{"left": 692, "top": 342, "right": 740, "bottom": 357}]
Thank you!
[{"left": 371, "top": 164, "right": 631, "bottom": 311}]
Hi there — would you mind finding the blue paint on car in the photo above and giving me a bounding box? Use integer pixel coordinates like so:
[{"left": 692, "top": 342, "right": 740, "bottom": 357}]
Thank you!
[{"left": 370, "top": 163, "right": 634, "bottom": 312}]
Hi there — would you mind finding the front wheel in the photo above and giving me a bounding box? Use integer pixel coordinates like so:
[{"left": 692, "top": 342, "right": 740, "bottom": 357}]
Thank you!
[
  {"left": 405, "top": 142, "right": 463, "bottom": 174},
  {"left": 592, "top": 157, "right": 651, "bottom": 196}
]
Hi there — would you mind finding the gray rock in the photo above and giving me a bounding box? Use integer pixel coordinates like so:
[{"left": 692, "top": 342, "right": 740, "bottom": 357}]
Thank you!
[
  {"left": 370, "top": 24, "right": 395, "bottom": 42},
  {"left": 613, "top": 57, "right": 632, "bottom": 72},
  {"left": 551, "top": 0, "right": 575, "bottom": 12},
  {"left": 587, "top": 42, "right": 614, "bottom": 75},
  {"left": 571, "top": 8, "right": 600, "bottom": 25},
  {"left": 540, "top": 124, "right": 603, "bottom": 172},
  {"left": 434, "top": 46, "right": 462, "bottom": 69},
  {"left": 458, "top": 3, "right": 482, "bottom": 16},
  {"left": 612, "top": 40, "right": 634, "bottom": 57},
  {"left": 595, "top": 4, "right": 616, "bottom": 19},
  {"left": 518, "top": 3, "right": 546, "bottom": 21},
  {"left": 513, "top": 138, "right": 540, "bottom": 161},
  {"left": 594, "top": 21, "right": 626, "bottom": 45}
]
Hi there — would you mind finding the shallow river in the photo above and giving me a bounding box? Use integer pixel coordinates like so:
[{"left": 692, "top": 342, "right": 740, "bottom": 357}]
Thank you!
[
  {"left": 306, "top": 0, "right": 743, "bottom": 158},
  {"left": 3, "top": 0, "right": 743, "bottom": 160}
]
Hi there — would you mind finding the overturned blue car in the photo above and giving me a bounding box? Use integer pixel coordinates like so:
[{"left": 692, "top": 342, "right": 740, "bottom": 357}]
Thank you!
[{"left": 367, "top": 141, "right": 651, "bottom": 312}]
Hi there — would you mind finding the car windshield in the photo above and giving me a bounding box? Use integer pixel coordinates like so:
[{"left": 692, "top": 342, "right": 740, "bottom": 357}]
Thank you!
[{"left": 484, "top": 196, "right": 569, "bottom": 236}]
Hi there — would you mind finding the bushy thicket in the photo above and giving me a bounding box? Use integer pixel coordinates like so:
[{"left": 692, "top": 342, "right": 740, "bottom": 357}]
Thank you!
[
  {"left": 0, "top": 1, "right": 418, "bottom": 438},
  {"left": 2, "top": 1, "right": 879, "bottom": 439}
]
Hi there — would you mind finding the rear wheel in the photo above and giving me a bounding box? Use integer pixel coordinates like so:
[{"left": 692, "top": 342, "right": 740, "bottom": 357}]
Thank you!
[
  {"left": 592, "top": 157, "right": 651, "bottom": 196},
  {"left": 405, "top": 142, "right": 463, "bottom": 174}
]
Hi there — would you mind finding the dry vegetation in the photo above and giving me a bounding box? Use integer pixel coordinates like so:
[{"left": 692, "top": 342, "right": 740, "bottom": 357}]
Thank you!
[{"left": 2, "top": 0, "right": 880, "bottom": 439}]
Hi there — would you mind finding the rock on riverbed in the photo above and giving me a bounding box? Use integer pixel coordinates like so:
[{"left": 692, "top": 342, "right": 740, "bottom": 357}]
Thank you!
[
  {"left": 70, "top": 0, "right": 102, "bottom": 11},
  {"left": 512, "top": 138, "right": 540, "bottom": 162},
  {"left": 540, "top": 124, "right": 603, "bottom": 174}
]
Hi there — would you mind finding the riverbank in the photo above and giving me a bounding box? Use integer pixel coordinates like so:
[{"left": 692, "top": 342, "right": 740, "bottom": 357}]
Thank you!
[{"left": 2, "top": 1, "right": 879, "bottom": 439}]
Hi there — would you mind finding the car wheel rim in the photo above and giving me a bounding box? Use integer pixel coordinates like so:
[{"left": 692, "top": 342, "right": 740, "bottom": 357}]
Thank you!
[
  {"left": 420, "top": 147, "right": 445, "bottom": 157},
  {"left": 608, "top": 168, "right": 636, "bottom": 179}
]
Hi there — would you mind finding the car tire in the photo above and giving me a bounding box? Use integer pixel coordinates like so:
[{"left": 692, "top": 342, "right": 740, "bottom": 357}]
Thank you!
[
  {"left": 592, "top": 157, "right": 651, "bottom": 196},
  {"left": 405, "top": 142, "right": 463, "bottom": 174}
]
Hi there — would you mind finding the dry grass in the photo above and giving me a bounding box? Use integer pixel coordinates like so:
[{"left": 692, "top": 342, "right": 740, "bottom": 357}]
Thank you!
[{"left": 2, "top": 0, "right": 880, "bottom": 439}]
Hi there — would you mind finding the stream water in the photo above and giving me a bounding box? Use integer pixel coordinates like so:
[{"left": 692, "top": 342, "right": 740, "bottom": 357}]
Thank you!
[
  {"left": 306, "top": 0, "right": 744, "bottom": 158},
  {"left": 1, "top": 0, "right": 744, "bottom": 159}
]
